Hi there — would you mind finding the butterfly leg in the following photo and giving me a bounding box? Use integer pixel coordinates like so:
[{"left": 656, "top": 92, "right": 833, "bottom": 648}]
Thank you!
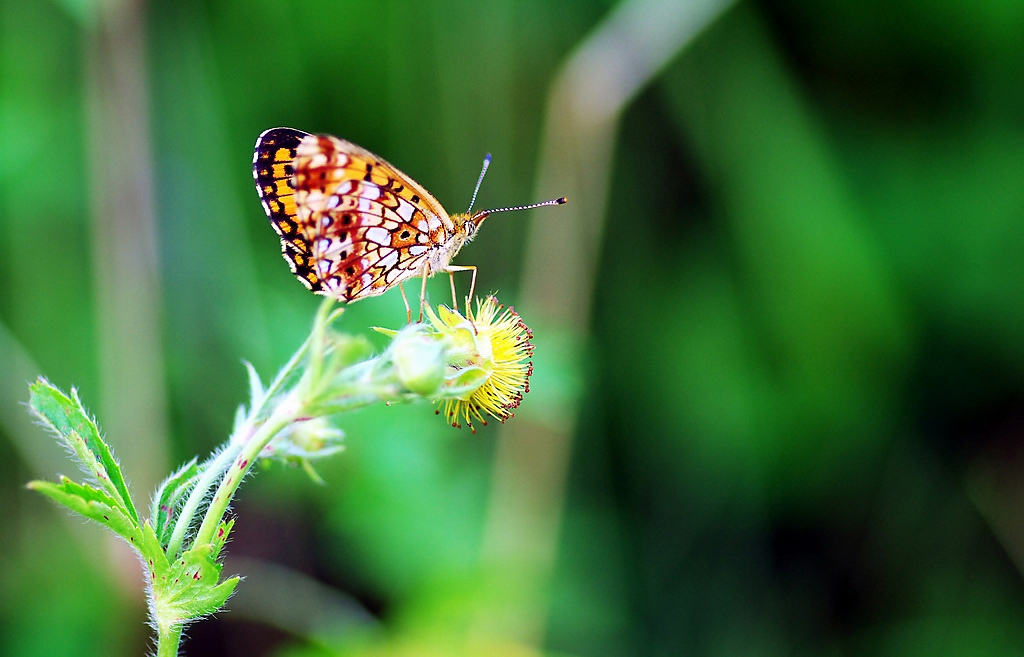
[
  {"left": 443, "top": 265, "right": 478, "bottom": 333},
  {"left": 444, "top": 265, "right": 477, "bottom": 311},
  {"left": 399, "top": 282, "right": 412, "bottom": 323},
  {"left": 466, "top": 266, "right": 477, "bottom": 308},
  {"left": 418, "top": 262, "right": 432, "bottom": 322},
  {"left": 448, "top": 271, "right": 459, "bottom": 312}
]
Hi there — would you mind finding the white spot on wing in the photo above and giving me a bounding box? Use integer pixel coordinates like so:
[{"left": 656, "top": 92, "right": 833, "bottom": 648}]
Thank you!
[
  {"left": 360, "top": 184, "right": 381, "bottom": 200},
  {"left": 409, "top": 245, "right": 427, "bottom": 256},
  {"left": 397, "top": 202, "right": 414, "bottom": 221},
  {"left": 305, "top": 190, "right": 325, "bottom": 207},
  {"left": 366, "top": 227, "right": 389, "bottom": 245},
  {"left": 378, "top": 250, "right": 398, "bottom": 269}
]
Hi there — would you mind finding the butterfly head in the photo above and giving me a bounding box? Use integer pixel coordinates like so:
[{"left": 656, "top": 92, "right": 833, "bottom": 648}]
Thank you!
[{"left": 451, "top": 212, "right": 480, "bottom": 244}]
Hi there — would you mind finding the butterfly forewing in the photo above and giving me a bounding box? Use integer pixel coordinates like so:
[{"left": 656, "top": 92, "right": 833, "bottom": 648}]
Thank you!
[{"left": 288, "top": 134, "right": 454, "bottom": 301}]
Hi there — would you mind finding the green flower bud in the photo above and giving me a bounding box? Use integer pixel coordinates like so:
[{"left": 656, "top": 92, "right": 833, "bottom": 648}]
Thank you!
[
  {"left": 390, "top": 326, "right": 446, "bottom": 396},
  {"left": 263, "top": 416, "right": 345, "bottom": 462}
]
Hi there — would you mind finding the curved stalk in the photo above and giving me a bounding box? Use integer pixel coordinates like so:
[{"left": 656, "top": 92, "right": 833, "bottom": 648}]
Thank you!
[
  {"left": 191, "top": 395, "right": 304, "bottom": 548},
  {"left": 165, "top": 443, "right": 242, "bottom": 557}
]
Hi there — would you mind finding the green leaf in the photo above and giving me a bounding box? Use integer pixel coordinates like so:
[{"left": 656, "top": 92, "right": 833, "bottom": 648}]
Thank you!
[
  {"left": 243, "top": 360, "right": 265, "bottom": 412},
  {"left": 148, "top": 520, "right": 239, "bottom": 625},
  {"left": 150, "top": 458, "right": 200, "bottom": 548},
  {"left": 28, "top": 378, "right": 139, "bottom": 524},
  {"left": 325, "top": 334, "right": 374, "bottom": 372},
  {"left": 232, "top": 404, "right": 246, "bottom": 434},
  {"left": 140, "top": 520, "right": 171, "bottom": 585},
  {"left": 210, "top": 518, "right": 234, "bottom": 562},
  {"left": 28, "top": 477, "right": 141, "bottom": 546},
  {"left": 442, "top": 366, "right": 489, "bottom": 398}
]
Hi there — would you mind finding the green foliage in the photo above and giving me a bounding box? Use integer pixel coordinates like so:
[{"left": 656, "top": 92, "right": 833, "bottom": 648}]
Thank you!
[
  {"left": 145, "top": 520, "right": 240, "bottom": 628},
  {"left": 25, "top": 378, "right": 240, "bottom": 641},
  {"left": 24, "top": 300, "right": 524, "bottom": 654},
  {"left": 28, "top": 378, "right": 139, "bottom": 524},
  {"left": 151, "top": 458, "right": 200, "bottom": 548},
  {"left": 28, "top": 477, "right": 140, "bottom": 545}
]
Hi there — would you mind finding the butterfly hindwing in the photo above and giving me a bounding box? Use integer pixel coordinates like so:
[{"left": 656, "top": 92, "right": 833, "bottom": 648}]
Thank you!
[
  {"left": 290, "top": 134, "right": 452, "bottom": 302},
  {"left": 253, "top": 127, "right": 324, "bottom": 291}
]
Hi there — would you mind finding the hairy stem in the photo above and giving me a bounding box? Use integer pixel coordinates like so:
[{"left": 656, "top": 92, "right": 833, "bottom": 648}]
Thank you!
[
  {"left": 155, "top": 622, "right": 182, "bottom": 657},
  {"left": 165, "top": 443, "right": 242, "bottom": 557},
  {"left": 164, "top": 305, "right": 326, "bottom": 557},
  {"left": 191, "top": 394, "right": 304, "bottom": 548}
]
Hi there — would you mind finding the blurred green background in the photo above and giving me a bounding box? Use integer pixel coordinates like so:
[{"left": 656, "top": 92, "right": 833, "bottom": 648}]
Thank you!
[{"left": 4, "top": 0, "right": 1024, "bottom": 655}]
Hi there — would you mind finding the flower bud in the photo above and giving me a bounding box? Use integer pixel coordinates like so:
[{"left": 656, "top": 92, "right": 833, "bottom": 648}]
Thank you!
[
  {"left": 262, "top": 416, "right": 345, "bottom": 461},
  {"left": 389, "top": 326, "right": 446, "bottom": 396}
]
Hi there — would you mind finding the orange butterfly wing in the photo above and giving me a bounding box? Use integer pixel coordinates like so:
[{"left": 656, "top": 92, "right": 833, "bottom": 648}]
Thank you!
[
  {"left": 253, "top": 127, "right": 325, "bottom": 291},
  {"left": 254, "top": 128, "right": 457, "bottom": 302}
]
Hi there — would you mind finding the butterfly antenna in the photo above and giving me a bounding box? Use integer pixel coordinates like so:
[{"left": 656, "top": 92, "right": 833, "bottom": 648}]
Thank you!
[
  {"left": 467, "top": 153, "right": 492, "bottom": 214},
  {"left": 472, "top": 197, "right": 568, "bottom": 222}
]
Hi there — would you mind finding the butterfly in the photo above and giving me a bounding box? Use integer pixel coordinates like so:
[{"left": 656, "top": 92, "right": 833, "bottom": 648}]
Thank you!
[{"left": 253, "top": 127, "right": 566, "bottom": 319}]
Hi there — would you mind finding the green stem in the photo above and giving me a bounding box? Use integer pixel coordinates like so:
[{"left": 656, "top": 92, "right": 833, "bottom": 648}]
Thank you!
[
  {"left": 191, "top": 394, "right": 303, "bottom": 548},
  {"left": 155, "top": 622, "right": 182, "bottom": 657},
  {"left": 261, "top": 321, "right": 316, "bottom": 402},
  {"left": 303, "top": 298, "right": 336, "bottom": 393},
  {"left": 165, "top": 443, "right": 242, "bottom": 557},
  {"left": 164, "top": 313, "right": 321, "bottom": 557}
]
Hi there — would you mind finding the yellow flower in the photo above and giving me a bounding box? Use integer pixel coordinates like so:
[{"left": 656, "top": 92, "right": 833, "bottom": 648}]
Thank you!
[{"left": 427, "top": 296, "right": 534, "bottom": 433}]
